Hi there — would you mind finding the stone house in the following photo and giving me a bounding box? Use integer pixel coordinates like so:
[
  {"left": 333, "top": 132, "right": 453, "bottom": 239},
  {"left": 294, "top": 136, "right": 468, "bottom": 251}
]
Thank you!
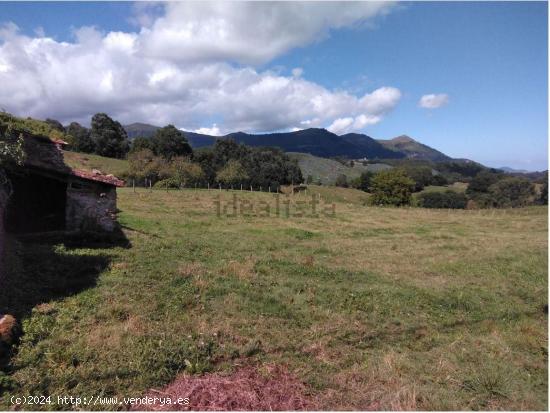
[{"left": 3, "top": 133, "right": 124, "bottom": 234}]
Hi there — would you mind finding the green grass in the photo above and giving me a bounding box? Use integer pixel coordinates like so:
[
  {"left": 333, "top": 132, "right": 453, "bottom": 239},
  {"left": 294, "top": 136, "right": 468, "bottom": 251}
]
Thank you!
[
  {"left": 419, "top": 182, "right": 468, "bottom": 194},
  {"left": 62, "top": 151, "right": 129, "bottom": 177},
  {"left": 1, "top": 187, "right": 547, "bottom": 410}
]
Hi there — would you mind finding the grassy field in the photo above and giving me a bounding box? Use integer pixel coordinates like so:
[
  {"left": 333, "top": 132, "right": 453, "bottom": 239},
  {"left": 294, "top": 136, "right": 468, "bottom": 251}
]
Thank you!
[
  {"left": 62, "top": 151, "right": 129, "bottom": 177},
  {"left": 288, "top": 152, "right": 391, "bottom": 185},
  {"left": 1, "top": 187, "right": 547, "bottom": 410}
]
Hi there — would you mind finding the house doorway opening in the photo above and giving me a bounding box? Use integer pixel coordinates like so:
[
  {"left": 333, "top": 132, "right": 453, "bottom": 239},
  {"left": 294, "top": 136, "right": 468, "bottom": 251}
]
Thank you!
[{"left": 5, "top": 171, "right": 67, "bottom": 233}]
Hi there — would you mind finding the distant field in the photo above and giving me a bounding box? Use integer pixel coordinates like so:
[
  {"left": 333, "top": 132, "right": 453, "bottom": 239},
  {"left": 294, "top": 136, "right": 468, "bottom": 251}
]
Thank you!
[
  {"left": 62, "top": 150, "right": 129, "bottom": 177},
  {"left": 288, "top": 152, "right": 391, "bottom": 185},
  {"left": 2, "top": 187, "right": 547, "bottom": 410},
  {"left": 420, "top": 182, "right": 468, "bottom": 193}
]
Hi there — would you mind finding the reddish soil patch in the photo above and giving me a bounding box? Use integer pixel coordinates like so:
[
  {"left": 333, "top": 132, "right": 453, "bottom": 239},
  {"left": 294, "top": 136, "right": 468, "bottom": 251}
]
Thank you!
[{"left": 132, "top": 365, "right": 316, "bottom": 411}]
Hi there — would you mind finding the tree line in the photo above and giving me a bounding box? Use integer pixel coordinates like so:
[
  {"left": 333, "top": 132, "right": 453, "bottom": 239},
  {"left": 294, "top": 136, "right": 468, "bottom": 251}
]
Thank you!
[
  {"left": 329, "top": 167, "right": 547, "bottom": 209},
  {"left": 126, "top": 138, "right": 303, "bottom": 191},
  {"left": 5, "top": 111, "right": 548, "bottom": 208},
  {"left": 44, "top": 112, "right": 302, "bottom": 191}
]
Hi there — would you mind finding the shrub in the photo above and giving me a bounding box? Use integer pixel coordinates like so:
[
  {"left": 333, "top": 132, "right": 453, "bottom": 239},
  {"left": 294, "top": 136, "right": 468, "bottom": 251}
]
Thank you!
[
  {"left": 335, "top": 174, "right": 348, "bottom": 188},
  {"left": 370, "top": 169, "right": 415, "bottom": 206},
  {"left": 171, "top": 158, "right": 205, "bottom": 187},
  {"left": 400, "top": 165, "right": 433, "bottom": 192},
  {"left": 127, "top": 149, "right": 164, "bottom": 184},
  {"left": 431, "top": 174, "right": 448, "bottom": 186},
  {"left": 154, "top": 178, "right": 181, "bottom": 189},
  {"left": 488, "top": 177, "right": 535, "bottom": 208},
  {"left": 466, "top": 170, "right": 502, "bottom": 196},
  {"left": 356, "top": 171, "right": 374, "bottom": 192},
  {"left": 216, "top": 160, "right": 249, "bottom": 187},
  {"left": 417, "top": 190, "right": 467, "bottom": 209},
  {"left": 0, "top": 124, "right": 25, "bottom": 168},
  {"left": 538, "top": 174, "right": 548, "bottom": 205}
]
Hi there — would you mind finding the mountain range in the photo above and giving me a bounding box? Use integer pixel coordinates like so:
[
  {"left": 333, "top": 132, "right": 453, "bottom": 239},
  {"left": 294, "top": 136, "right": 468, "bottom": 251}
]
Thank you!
[{"left": 123, "top": 123, "right": 453, "bottom": 162}]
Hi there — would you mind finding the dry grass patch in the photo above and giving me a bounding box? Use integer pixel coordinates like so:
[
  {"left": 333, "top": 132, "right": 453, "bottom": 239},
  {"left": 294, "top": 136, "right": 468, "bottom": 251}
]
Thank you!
[
  {"left": 133, "top": 364, "right": 316, "bottom": 411},
  {"left": 221, "top": 258, "right": 257, "bottom": 280},
  {"left": 178, "top": 262, "right": 205, "bottom": 278}
]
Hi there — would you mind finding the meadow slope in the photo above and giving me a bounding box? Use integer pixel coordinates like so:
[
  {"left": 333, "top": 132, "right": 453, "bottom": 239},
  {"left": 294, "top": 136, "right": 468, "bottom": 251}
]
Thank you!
[{"left": 1, "top": 188, "right": 547, "bottom": 410}]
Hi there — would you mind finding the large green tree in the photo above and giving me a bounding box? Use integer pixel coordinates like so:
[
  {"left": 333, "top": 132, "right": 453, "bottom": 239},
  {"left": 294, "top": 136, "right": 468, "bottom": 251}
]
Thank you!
[
  {"left": 66, "top": 122, "right": 94, "bottom": 153},
  {"left": 130, "top": 136, "right": 154, "bottom": 153},
  {"left": 370, "top": 169, "right": 415, "bottom": 206},
  {"left": 90, "top": 113, "right": 129, "bottom": 159},
  {"left": 151, "top": 125, "right": 192, "bottom": 160}
]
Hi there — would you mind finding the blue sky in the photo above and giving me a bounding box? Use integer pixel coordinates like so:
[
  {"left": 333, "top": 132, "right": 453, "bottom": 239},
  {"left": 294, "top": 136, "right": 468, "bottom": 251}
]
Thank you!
[{"left": 0, "top": 1, "right": 547, "bottom": 170}]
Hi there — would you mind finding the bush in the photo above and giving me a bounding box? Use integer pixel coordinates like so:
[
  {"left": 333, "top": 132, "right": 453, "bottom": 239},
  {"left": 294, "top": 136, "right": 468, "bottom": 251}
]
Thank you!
[
  {"left": 466, "top": 170, "right": 502, "bottom": 196},
  {"left": 370, "top": 169, "right": 415, "bottom": 206},
  {"left": 216, "top": 160, "right": 249, "bottom": 187},
  {"left": 335, "top": 174, "right": 348, "bottom": 188},
  {"left": 154, "top": 178, "right": 181, "bottom": 189},
  {"left": 488, "top": 177, "right": 535, "bottom": 208},
  {"left": 431, "top": 174, "right": 448, "bottom": 186},
  {"left": 400, "top": 165, "right": 433, "bottom": 192},
  {"left": 127, "top": 149, "right": 164, "bottom": 184},
  {"left": 356, "top": 171, "right": 374, "bottom": 192},
  {"left": 417, "top": 190, "right": 467, "bottom": 209},
  {"left": 538, "top": 174, "right": 548, "bottom": 205}
]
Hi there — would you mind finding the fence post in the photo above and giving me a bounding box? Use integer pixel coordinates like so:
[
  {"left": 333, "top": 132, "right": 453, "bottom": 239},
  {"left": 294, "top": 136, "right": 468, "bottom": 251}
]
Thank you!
[
  {"left": 250, "top": 185, "right": 253, "bottom": 192},
  {"left": 132, "top": 179, "right": 135, "bottom": 193},
  {"left": 207, "top": 182, "right": 210, "bottom": 190},
  {"left": 241, "top": 184, "right": 243, "bottom": 191},
  {"left": 219, "top": 183, "right": 222, "bottom": 192}
]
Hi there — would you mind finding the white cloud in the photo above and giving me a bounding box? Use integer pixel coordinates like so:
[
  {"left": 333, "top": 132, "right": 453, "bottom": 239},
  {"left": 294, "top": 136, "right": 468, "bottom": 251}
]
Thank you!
[
  {"left": 137, "top": 1, "right": 395, "bottom": 65},
  {"left": 327, "top": 113, "right": 383, "bottom": 135},
  {"left": 327, "top": 117, "right": 354, "bottom": 135},
  {"left": 0, "top": 2, "right": 401, "bottom": 134},
  {"left": 194, "top": 124, "right": 222, "bottom": 136},
  {"left": 419, "top": 93, "right": 449, "bottom": 109},
  {"left": 291, "top": 67, "right": 303, "bottom": 78}
]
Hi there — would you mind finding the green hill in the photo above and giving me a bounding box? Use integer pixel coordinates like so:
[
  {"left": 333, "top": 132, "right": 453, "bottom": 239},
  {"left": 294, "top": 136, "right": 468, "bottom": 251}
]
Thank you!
[
  {"left": 378, "top": 135, "right": 451, "bottom": 162},
  {"left": 288, "top": 152, "right": 392, "bottom": 185}
]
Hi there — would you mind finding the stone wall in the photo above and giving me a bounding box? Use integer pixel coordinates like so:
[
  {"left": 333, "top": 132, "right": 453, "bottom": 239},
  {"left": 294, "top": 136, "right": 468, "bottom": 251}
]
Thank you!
[
  {"left": 65, "top": 181, "right": 117, "bottom": 232},
  {"left": 0, "top": 183, "right": 6, "bottom": 279}
]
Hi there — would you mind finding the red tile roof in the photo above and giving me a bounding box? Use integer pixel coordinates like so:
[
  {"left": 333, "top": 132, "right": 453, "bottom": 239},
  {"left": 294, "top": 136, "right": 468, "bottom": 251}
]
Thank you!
[{"left": 71, "top": 168, "right": 125, "bottom": 187}]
